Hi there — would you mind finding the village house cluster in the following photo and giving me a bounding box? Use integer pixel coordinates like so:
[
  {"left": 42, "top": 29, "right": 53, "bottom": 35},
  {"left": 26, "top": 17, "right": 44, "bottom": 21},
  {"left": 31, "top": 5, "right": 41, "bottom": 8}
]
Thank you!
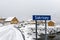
[
  {"left": 0, "top": 17, "right": 19, "bottom": 26},
  {"left": 27, "top": 19, "right": 55, "bottom": 26},
  {"left": 0, "top": 17, "right": 55, "bottom": 27}
]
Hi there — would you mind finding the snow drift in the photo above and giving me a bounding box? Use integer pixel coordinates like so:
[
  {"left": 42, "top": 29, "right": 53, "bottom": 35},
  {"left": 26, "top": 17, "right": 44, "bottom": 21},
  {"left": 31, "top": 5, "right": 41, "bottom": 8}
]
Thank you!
[{"left": 0, "top": 25, "right": 24, "bottom": 40}]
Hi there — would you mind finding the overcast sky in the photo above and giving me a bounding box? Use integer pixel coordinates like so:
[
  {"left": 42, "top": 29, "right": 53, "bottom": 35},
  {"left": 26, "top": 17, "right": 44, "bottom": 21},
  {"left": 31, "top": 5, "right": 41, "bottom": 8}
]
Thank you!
[{"left": 0, "top": 0, "right": 60, "bottom": 24}]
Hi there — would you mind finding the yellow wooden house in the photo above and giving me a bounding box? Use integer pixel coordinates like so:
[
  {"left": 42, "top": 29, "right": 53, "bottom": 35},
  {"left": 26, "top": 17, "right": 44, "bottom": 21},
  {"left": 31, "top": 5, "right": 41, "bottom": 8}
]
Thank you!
[
  {"left": 4, "top": 17, "right": 19, "bottom": 25},
  {"left": 48, "top": 21, "right": 55, "bottom": 26}
]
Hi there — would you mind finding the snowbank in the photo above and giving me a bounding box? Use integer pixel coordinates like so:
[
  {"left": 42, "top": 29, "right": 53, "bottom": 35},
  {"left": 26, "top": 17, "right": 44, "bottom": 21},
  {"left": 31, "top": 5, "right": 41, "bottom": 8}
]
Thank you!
[{"left": 0, "top": 25, "right": 24, "bottom": 40}]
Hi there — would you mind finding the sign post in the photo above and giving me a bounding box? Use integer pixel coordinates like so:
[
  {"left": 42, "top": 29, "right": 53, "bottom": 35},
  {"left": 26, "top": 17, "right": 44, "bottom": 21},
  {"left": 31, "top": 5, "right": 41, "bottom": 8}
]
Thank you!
[
  {"left": 33, "top": 15, "right": 51, "bottom": 40},
  {"left": 35, "top": 20, "right": 37, "bottom": 40},
  {"left": 45, "top": 20, "right": 47, "bottom": 40}
]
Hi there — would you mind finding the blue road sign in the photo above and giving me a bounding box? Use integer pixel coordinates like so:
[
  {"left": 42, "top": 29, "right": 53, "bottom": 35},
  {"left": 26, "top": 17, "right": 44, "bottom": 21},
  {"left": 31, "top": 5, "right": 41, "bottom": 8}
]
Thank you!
[
  {"left": 33, "top": 15, "right": 51, "bottom": 20},
  {"left": 32, "top": 15, "right": 51, "bottom": 40}
]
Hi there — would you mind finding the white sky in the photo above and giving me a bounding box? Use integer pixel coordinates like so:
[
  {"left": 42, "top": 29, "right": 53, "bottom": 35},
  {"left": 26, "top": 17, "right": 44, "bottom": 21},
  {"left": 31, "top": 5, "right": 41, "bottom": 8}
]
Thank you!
[{"left": 0, "top": 0, "right": 60, "bottom": 24}]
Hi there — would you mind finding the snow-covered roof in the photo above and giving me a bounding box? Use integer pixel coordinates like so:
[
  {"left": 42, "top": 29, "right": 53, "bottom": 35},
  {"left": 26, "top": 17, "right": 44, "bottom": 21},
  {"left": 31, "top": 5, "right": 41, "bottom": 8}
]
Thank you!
[
  {"left": 0, "top": 17, "right": 5, "bottom": 19},
  {"left": 27, "top": 19, "right": 32, "bottom": 21},
  {"left": 5, "top": 17, "right": 15, "bottom": 21},
  {"left": 48, "top": 20, "right": 56, "bottom": 23}
]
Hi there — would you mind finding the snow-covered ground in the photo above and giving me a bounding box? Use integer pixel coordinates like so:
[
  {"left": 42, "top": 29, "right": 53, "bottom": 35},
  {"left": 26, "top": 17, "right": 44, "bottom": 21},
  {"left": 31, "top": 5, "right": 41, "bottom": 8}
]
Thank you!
[
  {"left": 0, "top": 24, "right": 60, "bottom": 40},
  {"left": 19, "top": 24, "right": 60, "bottom": 40},
  {"left": 0, "top": 24, "right": 24, "bottom": 40},
  {"left": 19, "top": 24, "right": 55, "bottom": 40}
]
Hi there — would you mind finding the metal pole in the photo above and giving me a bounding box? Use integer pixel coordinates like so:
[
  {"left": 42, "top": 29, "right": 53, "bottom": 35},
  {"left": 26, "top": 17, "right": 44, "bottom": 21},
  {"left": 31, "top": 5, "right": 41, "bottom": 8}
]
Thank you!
[
  {"left": 45, "top": 20, "right": 47, "bottom": 40},
  {"left": 35, "top": 20, "right": 37, "bottom": 40}
]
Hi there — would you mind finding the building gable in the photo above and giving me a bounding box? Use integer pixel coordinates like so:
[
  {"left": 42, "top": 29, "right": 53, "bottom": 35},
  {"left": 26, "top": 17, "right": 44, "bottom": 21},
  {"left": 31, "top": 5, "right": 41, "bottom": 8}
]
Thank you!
[
  {"left": 11, "top": 17, "right": 19, "bottom": 24},
  {"left": 48, "top": 21, "right": 55, "bottom": 26}
]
